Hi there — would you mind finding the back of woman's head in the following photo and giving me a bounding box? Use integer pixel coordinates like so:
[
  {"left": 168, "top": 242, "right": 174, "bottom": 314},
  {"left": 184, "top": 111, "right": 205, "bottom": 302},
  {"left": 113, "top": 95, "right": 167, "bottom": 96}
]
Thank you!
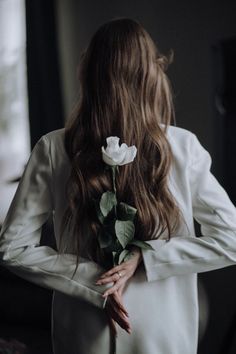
[
  {"left": 74, "top": 18, "right": 174, "bottom": 146},
  {"left": 61, "top": 18, "right": 182, "bottom": 265}
]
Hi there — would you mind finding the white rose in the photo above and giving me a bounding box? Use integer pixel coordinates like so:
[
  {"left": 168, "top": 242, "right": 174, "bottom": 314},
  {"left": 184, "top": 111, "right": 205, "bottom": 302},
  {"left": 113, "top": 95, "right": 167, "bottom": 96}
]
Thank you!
[{"left": 101, "top": 136, "right": 137, "bottom": 166}]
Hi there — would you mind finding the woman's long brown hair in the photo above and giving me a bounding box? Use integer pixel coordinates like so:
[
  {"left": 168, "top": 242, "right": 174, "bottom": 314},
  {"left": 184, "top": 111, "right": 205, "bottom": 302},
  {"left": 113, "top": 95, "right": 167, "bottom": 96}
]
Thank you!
[{"left": 59, "top": 18, "right": 183, "bottom": 272}]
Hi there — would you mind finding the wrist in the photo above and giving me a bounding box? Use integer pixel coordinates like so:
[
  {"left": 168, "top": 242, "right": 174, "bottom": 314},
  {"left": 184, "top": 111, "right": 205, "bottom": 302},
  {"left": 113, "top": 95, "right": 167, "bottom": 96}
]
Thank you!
[{"left": 130, "top": 245, "right": 142, "bottom": 264}]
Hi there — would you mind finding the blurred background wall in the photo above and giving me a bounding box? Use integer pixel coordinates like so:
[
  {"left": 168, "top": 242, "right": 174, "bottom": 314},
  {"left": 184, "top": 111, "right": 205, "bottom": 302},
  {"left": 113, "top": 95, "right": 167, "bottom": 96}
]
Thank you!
[{"left": 0, "top": 0, "right": 236, "bottom": 353}]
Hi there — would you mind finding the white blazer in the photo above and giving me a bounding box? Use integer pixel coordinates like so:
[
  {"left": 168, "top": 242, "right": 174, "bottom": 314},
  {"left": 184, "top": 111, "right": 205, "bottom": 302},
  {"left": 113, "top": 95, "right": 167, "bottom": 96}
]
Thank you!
[{"left": 0, "top": 125, "right": 236, "bottom": 354}]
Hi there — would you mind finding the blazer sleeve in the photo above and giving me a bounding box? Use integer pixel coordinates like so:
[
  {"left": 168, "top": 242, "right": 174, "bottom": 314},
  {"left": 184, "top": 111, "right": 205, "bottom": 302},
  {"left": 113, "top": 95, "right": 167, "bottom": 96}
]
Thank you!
[
  {"left": 141, "top": 132, "right": 236, "bottom": 281},
  {"left": 0, "top": 135, "right": 113, "bottom": 308}
]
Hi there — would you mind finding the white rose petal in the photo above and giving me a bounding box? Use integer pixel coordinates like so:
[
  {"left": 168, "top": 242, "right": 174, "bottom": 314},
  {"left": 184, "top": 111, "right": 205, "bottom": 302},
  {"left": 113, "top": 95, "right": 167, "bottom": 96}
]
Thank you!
[
  {"left": 101, "top": 146, "right": 119, "bottom": 166},
  {"left": 119, "top": 145, "right": 137, "bottom": 165},
  {"left": 106, "top": 136, "right": 120, "bottom": 151},
  {"left": 101, "top": 136, "right": 137, "bottom": 166}
]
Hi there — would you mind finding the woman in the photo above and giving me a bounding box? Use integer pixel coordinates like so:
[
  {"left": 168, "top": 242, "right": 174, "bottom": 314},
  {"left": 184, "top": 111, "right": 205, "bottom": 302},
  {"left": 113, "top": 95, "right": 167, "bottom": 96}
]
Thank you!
[{"left": 1, "top": 18, "right": 236, "bottom": 354}]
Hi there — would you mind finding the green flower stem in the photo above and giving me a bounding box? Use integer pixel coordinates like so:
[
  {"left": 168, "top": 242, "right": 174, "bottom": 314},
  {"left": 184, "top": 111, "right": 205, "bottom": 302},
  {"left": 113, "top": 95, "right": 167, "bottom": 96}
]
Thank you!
[
  {"left": 111, "top": 166, "right": 117, "bottom": 193},
  {"left": 111, "top": 166, "right": 117, "bottom": 217}
]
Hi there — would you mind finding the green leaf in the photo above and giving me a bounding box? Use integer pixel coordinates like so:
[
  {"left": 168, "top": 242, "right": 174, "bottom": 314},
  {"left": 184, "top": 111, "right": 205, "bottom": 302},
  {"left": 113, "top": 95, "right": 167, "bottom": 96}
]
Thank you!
[
  {"left": 94, "top": 201, "right": 105, "bottom": 224},
  {"left": 115, "top": 220, "right": 135, "bottom": 248},
  {"left": 123, "top": 251, "right": 135, "bottom": 262},
  {"left": 129, "top": 239, "right": 155, "bottom": 250},
  {"left": 112, "top": 251, "right": 119, "bottom": 266},
  {"left": 117, "top": 202, "right": 137, "bottom": 221},
  {"left": 99, "top": 191, "right": 117, "bottom": 217},
  {"left": 118, "top": 249, "right": 130, "bottom": 264}
]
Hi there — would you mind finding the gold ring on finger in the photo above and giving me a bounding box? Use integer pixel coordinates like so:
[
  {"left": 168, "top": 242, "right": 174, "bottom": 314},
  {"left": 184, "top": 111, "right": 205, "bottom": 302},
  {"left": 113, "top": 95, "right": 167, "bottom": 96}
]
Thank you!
[{"left": 117, "top": 271, "right": 122, "bottom": 279}]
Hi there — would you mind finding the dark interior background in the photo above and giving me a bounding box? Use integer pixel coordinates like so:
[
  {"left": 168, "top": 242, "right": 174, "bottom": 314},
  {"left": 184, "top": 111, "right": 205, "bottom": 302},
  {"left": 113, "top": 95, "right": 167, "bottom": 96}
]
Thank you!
[{"left": 1, "top": 0, "right": 236, "bottom": 353}]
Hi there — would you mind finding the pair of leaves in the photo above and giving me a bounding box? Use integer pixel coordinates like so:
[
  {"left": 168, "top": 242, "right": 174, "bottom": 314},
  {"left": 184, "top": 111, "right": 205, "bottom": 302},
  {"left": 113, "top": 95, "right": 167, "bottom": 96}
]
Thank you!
[
  {"left": 96, "top": 191, "right": 137, "bottom": 223},
  {"left": 99, "top": 192, "right": 137, "bottom": 219}
]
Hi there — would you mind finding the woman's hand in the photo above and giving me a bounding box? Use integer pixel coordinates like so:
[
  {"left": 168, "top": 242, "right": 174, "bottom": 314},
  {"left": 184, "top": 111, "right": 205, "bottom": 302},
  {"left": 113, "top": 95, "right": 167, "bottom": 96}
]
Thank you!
[
  {"left": 105, "top": 290, "right": 131, "bottom": 336},
  {"left": 96, "top": 246, "right": 142, "bottom": 297}
]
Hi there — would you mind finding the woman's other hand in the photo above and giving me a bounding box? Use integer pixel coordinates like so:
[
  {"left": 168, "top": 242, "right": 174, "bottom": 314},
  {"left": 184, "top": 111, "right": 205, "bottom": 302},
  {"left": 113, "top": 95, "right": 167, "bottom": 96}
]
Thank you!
[
  {"left": 96, "top": 246, "right": 142, "bottom": 296},
  {"left": 105, "top": 290, "right": 131, "bottom": 335}
]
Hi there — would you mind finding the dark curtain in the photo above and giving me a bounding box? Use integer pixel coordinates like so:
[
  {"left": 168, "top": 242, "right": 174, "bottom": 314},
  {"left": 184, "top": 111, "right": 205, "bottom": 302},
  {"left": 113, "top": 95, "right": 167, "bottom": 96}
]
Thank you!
[
  {"left": 25, "top": 0, "right": 64, "bottom": 147},
  {"left": 0, "top": 4, "right": 65, "bottom": 353}
]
